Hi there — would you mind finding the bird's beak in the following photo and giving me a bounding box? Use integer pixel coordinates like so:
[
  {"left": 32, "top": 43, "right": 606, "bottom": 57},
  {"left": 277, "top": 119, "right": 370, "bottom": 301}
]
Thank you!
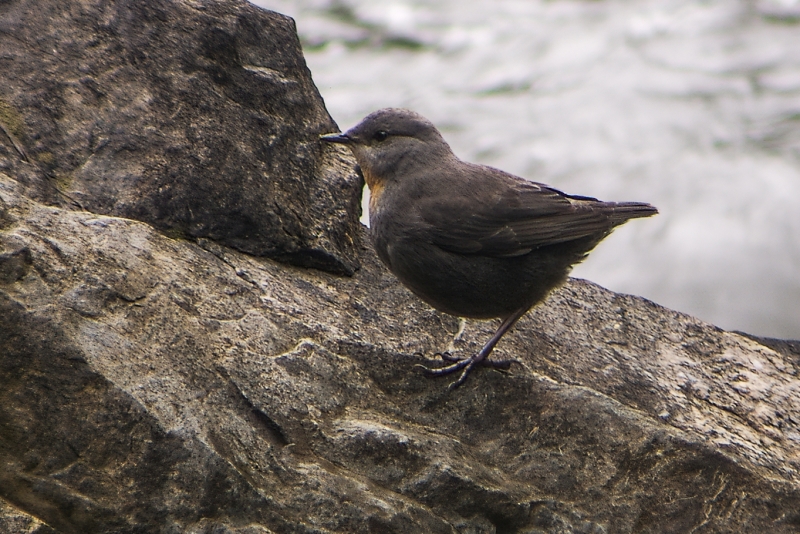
[{"left": 320, "top": 132, "right": 352, "bottom": 144}]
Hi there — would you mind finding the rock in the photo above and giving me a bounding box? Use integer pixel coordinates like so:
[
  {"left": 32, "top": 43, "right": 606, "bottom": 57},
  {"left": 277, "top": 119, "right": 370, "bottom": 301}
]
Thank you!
[
  {"left": 3, "top": 172, "right": 800, "bottom": 533},
  {"left": 0, "top": 500, "right": 54, "bottom": 534},
  {"left": 2, "top": 1, "right": 800, "bottom": 533},
  {"left": 0, "top": 0, "right": 362, "bottom": 275}
]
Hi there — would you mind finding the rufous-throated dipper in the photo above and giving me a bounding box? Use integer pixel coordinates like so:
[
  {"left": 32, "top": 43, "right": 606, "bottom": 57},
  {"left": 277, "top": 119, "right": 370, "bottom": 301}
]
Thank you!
[{"left": 322, "top": 108, "right": 657, "bottom": 389}]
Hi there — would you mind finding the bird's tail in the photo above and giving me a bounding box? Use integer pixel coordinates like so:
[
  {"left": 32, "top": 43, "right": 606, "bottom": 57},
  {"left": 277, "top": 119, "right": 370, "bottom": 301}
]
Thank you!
[{"left": 607, "top": 202, "right": 659, "bottom": 225}]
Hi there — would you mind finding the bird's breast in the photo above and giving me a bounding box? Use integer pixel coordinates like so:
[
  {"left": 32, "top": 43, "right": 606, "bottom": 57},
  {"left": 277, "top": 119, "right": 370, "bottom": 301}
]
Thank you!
[{"left": 362, "top": 167, "right": 387, "bottom": 220}]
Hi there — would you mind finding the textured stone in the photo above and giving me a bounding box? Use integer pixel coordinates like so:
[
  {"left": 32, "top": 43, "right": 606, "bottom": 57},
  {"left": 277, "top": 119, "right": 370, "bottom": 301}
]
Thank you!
[
  {"left": 2, "top": 0, "right": 800, "bottom": 532},
  {"left": 0, "top": 0, "right": 362, "bottom": 275},
  {"left": 2, "top": 173, "right": 800, "bottom": 532}
]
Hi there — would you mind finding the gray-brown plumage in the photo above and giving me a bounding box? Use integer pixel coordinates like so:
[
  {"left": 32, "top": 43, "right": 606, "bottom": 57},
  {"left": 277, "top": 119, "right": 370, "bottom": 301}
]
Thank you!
[{"left": 322, "top": 108, "right": 657, "bottom": 389}]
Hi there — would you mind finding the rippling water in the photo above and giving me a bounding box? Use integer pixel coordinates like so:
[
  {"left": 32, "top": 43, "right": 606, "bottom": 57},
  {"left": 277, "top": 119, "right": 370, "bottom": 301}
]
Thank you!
[{"left": 252, "top": 0, "right": 800, "bottom": 339}]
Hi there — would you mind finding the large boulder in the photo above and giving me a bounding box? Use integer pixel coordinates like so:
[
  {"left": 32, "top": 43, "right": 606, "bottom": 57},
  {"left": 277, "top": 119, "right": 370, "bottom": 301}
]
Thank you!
[
  {"left": 1, "top": 0, "right": 799, "bottom": 533},
  {"left": 2, "top": 173, "right": 800, "bottom": 533},
  {"left": 0, "top": 0, "right": 362, "bottom": 275}
]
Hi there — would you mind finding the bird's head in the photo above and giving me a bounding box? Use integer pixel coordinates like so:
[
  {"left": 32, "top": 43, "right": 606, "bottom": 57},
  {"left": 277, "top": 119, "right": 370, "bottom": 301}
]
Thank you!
[{"left": 320, "top": 108, "right": 455, "bottom": 192}]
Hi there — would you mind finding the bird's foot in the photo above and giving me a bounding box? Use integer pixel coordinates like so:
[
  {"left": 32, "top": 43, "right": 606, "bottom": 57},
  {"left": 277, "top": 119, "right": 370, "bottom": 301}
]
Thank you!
[
  {"left": 434, "top": 352, "right": 516, "bottom": 370},
  {"left": 420, "top": 352, "right": 518, "bottom": 390}
]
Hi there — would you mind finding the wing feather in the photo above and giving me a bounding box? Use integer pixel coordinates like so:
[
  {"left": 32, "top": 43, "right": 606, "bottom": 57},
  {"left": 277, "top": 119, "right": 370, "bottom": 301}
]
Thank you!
[{"left": 417, "top": 165, "right": 641, "bottom": 258}]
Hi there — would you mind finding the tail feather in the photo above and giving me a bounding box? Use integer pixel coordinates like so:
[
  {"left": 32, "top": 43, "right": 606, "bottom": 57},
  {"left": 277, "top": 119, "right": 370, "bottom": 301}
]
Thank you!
[{"left": 607, "top": 202, "right": 658, "bottom": 225}]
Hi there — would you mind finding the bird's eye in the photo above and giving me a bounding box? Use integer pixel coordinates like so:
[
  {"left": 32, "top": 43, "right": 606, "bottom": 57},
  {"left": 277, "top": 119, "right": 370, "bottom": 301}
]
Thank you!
[{"left": 373, "top": 130, "right": 388, "bottom": 142}]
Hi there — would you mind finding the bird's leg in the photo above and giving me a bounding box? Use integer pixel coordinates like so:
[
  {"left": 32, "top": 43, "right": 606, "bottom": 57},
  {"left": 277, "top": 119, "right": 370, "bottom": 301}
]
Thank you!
[
  {"left": 423, "top": 306, "right": 529, "bottom": 389},
  {"left": 434, "top": 318, "right": 469, "bottom": 362},
  {"left": 453, "top": 317, "right": 468, "bottom": 343}
]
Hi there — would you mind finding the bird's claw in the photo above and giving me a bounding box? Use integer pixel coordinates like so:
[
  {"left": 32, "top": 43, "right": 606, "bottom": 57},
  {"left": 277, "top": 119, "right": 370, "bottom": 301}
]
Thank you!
[
  {"left": 421, "top": 353, "right": 520, "bottom": 389},
  {"left": 431, "top": 352, "right": 518, "bottom": 370},
  {"left": 433, "top": 351, "right": 461, "bottom": 363}
]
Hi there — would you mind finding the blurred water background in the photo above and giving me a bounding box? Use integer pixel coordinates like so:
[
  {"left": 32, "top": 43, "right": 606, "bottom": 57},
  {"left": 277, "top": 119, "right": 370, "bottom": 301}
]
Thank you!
[{"left": 251, "top": 0, "right": 800, "bottom": 339}]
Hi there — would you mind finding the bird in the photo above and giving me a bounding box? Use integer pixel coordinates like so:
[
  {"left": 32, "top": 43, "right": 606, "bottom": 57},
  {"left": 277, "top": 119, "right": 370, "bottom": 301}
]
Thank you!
[{"left": 321, "top": 108, "right": 657, "bottom": 389}]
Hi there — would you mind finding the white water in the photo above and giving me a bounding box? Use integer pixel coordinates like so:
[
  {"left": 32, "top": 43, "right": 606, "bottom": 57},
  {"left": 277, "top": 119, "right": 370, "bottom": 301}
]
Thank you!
[{"left": 252, "top": 0, "right": 800, "bottom": 339}]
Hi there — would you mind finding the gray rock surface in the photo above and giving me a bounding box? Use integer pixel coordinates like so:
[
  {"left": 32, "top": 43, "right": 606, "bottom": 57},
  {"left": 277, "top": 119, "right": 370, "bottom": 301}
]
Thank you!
[
  {"left": 2, "top": 0, "right": 800, "bottom": 533},
  {"left": 3, "top": 180, "right": 800, "bottom": 534},
  {"left": 0, "top": 0, "right": 362, "bottom": 275}
]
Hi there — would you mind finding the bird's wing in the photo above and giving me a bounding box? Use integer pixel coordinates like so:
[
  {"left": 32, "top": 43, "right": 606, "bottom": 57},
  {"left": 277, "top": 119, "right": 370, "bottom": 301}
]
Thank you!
[{"left": 419, "top": 167, "right": 615, "bottom": 258}]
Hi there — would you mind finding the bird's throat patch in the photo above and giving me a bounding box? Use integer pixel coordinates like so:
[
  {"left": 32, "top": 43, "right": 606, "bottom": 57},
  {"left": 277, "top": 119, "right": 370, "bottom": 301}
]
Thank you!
[{"left": 363, "top": 168, "right": 385, "bottom": 215}]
